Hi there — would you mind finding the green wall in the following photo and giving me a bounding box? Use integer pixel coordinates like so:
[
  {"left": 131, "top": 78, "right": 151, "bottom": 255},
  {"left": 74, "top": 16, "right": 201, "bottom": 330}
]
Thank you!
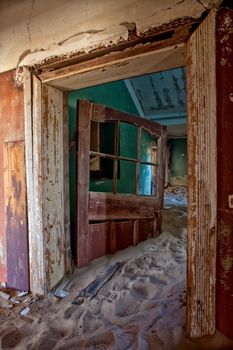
[
  {"left": 69, "top": 80, "right": 139, "bottom": 230},
  {"left": 168, "top": 138, "right": 187, "bottom": 185}
]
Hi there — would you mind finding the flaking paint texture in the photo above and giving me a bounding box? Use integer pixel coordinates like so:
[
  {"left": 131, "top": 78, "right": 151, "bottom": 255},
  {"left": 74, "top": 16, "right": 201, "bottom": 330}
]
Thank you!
[
  {"left": 0, "top": 70, "right": 25, "bottom": 285},
  {"left": 42, "top": 85, "right": 65, "bottom": 290},
  {"left": 0, "top": 0, "right": 220, "bottom": 73}
]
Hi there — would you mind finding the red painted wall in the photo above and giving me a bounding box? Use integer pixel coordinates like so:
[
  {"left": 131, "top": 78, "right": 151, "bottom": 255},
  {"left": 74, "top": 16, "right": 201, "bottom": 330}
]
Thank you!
[
  {"left": 216, "top": 7, "right": 233, "bottom": 340},
  {"left": 0, "top": 70, "right": 25, "bottom": 284}
]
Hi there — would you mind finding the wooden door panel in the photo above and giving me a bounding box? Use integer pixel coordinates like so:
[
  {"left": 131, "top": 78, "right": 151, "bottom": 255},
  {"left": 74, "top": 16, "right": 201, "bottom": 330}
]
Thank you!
[
  {"left": 4, "top": 141, "right": 29, "bottom": 291},
  {"left": 138, "top": 219, "right": 155, "bottom": 242},
  {"left": 89, "top": 192, "right": 159, "bottom": 221},
  {"left": 76, "top": 100, "right": 167, "bottom": 267},
  {"left": 89, "top": 222, "right": 110, "bottom": 260},
  {"left": 115, "top": 221, "right": 134, "bottom": 252}
]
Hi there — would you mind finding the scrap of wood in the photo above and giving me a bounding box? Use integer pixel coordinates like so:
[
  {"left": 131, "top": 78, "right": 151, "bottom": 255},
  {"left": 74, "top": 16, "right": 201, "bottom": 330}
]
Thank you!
[
  {"left": 0, "top": 290, "right": 11, "bottom": 300},
  {"left": 72, "top": 262, "right": 122, "bottom": 305}
]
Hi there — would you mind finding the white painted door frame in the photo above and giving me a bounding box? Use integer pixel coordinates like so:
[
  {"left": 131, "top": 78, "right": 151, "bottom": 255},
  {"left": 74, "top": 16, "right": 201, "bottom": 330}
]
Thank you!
[{"left": 23, "top": 10, "right": 217, "bottom": 337}]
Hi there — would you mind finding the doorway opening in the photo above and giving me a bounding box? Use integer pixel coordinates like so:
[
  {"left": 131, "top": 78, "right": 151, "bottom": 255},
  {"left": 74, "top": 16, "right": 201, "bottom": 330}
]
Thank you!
[
  {"left": 24, "top": 10, "right": 216, "bottom": 339},
  {"left": 66, "top": 67, "right": 188, "bottom": 347},
  {"left": 68, "top": 67, "right": 187, "bottom": 261}
]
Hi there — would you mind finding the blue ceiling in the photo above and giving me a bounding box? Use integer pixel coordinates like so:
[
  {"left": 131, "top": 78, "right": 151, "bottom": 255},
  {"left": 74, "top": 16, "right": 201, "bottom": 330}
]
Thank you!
[{"left": 125, "top": 67, "right": 186, "bottom": 127}]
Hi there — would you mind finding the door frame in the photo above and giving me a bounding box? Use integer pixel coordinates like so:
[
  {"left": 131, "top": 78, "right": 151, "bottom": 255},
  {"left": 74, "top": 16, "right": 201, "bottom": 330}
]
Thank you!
[{"left": 23, "top": 10, "right": 217, "bottom": 338}]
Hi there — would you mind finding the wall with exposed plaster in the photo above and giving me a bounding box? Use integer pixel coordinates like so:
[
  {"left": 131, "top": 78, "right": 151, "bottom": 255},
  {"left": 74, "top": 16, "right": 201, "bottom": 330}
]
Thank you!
[{"left": 0, "top": 0, "right": 219, "bottom": 73}]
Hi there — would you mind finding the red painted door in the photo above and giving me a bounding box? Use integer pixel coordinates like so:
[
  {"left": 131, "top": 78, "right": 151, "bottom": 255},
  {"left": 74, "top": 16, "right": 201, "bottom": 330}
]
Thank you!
[{"left": 76, "top": 100, "right": 167, "bottom": 267}]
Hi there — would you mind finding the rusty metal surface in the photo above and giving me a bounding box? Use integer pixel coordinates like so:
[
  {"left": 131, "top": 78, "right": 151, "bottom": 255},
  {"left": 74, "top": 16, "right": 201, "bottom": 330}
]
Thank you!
[
  {"left": 4, "top": 142, "right": 29, "bottom": 291},
  {"left": 216, "top": 7, "right": 233, "bottom": 340},
  {"left": 0, "top": 70, "right": 25, "bottom": 286}
]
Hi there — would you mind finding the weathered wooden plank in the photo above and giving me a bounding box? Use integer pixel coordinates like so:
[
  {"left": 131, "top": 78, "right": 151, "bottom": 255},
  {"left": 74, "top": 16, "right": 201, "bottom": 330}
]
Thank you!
[
  {"left": 138, "top": 219, "right": 154, "bottom": 242},
  {"left": 113, "top": 121, "right": 119, "bottom": 194},
  {"left": 0, "top": 70, "right": 25, "bottom": 286},
  {"left": 76, "top": 100, "right": 93, "bottom": 267},
  {"left": 186, "top": 9, "right": 217, "bottom": 337},
  {"left": 4, "top": 141, "right": 29, "bottom": 291},
  {"left": 89, "top": 192, "right": 158, "bottom": 221},
  {"left": 157, "top": 126, "right": 167, "bottom": 208},
  {"left": 216, "top": 7, "right": 233, "bottom": 340},
  {"left": 23, "top": 68, "right": 34, "bottom": 292},
  {"left": 89, "top": 222, "right": 110, "bottom": 260},
  {"left": 136, "top": 127, "right": 142, "bottom": 195},
  {"left": 46, "top": 44, "right": 186, "bottom": 91},
  {"left": 133, "top": 219, "right": 139, "bottom": 246},
  {"left": 38, "top": 19, "right": 197, "bottom": 78},
  {"left": 31, "top": 74, "right": 45, "bottom": 294},
  {"left": 115, "top": 221, "right": 134, "bottom": 251},
  {"left": 24, "top": 73, "right": 68, "bottom": 293},
  {"left": 72, "top": 262, "right": 122, "bottom": 305},
  {"left": 42, "top": 84, "right": 66, "bottom": 290},
  {"left": 93, "top": 104, "right": 163, "bottom": 136},
  {"left": 110, "top": 221, "right": 116, "bottom": 254},
  {"left": 63, "top": 91, "right": 71, "bottom": 274}
]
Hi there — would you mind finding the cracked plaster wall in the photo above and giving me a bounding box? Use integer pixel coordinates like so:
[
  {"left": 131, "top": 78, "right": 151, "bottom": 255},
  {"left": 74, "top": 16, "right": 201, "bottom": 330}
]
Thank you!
[{"left": 0, "top": 0, "right": 219, "bottom": 73}]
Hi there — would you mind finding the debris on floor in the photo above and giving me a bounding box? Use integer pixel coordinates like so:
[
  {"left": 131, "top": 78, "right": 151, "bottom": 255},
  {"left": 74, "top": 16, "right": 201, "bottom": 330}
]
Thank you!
[
  {"left": 0, "top": 291, "right": 11, "bottom": 301},
  {"left": 19, "top": 307, "right": 30, "bottom": 316},
  {"left": 72, "top": 261, "right": 122, "bottom": 305}
]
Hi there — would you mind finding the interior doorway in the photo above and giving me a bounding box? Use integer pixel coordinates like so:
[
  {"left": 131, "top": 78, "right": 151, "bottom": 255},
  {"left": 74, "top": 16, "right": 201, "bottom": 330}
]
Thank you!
[
  {"left": 68, "top": 67, "right": 187, "bottom": 269},
  {"left": 24, "top": 9, "right": 217, "bottom": 338}
]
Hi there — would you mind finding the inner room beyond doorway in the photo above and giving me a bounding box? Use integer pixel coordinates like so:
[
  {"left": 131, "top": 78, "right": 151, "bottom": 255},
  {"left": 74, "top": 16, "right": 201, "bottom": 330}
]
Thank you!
[{"left": 66, "top": 67, "right": 188, "bottom": 348}]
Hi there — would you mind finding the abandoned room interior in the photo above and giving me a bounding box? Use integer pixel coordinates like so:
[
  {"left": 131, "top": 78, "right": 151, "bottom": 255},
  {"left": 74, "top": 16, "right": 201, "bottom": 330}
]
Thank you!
[{"left": 0, "top": 0, "right": 233, "bottom": 349}]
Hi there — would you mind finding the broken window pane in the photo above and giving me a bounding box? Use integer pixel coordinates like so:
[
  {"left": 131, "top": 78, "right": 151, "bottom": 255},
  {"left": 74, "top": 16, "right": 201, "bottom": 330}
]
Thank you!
[
  {"left": 119, "top": 122, "right": 138, "bottom": 159},
  {"left": 89, "top": 156, "right": 114, "bottom": 192},
  {"left": 117, "top": 160, "right": 136, "bottom": 194},
  {"left": 90, "top": 120, "right": 116, "bottom": 155}
]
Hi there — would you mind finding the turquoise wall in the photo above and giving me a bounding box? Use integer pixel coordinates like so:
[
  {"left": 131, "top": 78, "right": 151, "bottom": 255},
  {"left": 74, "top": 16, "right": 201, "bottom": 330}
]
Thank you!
[{"left": 168, "top": 138, "right": 187, "bottom": 185}]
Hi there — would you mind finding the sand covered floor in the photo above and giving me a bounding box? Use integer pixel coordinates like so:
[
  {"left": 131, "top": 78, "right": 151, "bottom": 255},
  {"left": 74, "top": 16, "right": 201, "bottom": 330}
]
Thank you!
[{"left": 1, "top": 188, "right": 190, "bottom": 349}]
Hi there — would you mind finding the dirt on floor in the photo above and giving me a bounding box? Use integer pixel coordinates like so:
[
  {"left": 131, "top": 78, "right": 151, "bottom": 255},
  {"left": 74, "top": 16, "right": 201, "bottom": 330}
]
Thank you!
[{"left": 0, "top": 187, "right": 232, "bottom": 349}]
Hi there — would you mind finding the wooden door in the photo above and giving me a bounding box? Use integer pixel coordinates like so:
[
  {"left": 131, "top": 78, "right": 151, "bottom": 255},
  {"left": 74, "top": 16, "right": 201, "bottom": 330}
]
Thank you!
[
  {"left": 76, "top": 100, "right": 167, "bottom": 267},
  {"left": 4, "top": 141, "right": 29, "bottom": 291}
]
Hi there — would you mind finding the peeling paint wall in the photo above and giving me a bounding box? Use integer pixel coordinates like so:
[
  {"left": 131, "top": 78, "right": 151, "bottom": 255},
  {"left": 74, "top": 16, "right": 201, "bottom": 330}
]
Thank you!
[
  {"left": 216, "top": 7, "right": 233, "bottom": 341},
  {"left": 0, "top": 0, "right": 219, "bottom": 72},
  {"left": 0, "top": 70, "right": 25, "bottom": 285}
]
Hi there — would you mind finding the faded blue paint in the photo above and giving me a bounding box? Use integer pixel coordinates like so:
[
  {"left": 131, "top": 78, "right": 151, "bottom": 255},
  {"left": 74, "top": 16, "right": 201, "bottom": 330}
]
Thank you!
[{"left": 129, "top": 67, "right": 187, "bottom": 125}]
